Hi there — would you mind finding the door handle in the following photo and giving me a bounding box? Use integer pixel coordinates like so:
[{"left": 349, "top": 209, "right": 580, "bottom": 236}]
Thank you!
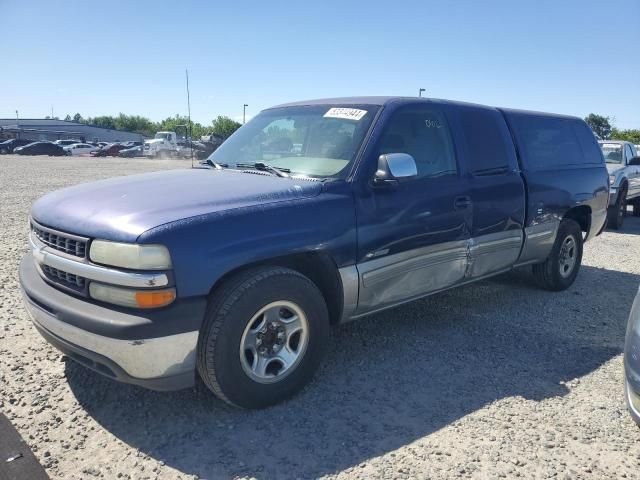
[{"left": 454, "top": 195, "right": 472, "bottom": 210}]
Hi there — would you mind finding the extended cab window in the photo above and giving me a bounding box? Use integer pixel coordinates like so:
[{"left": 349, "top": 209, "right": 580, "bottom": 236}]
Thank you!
[
  {"left": 459, "top": 107, "right": 513, "bottom": 175},
  {"left": 377, "top": 106, "right": 457, "bottom": 178},
  {"left": 209, "top": 105, "right": 378, "bottom": 178}
]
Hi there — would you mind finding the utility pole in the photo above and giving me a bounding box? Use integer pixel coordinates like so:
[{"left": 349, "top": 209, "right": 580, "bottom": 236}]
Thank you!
[
  {"left": 51, "top": 106, "right": 54, "bottom": 119},
  {"left": 418, "top": 88, "right": 426, "bottom": 98},
  {"left": 243, "top": 104, "right": 248, "bottom": 124},
  {"left": 185, "top": 69, "right": 193, "bottom": 167},
  {"left": 15, "top": 110, "right": 18, "bottom": 120}
]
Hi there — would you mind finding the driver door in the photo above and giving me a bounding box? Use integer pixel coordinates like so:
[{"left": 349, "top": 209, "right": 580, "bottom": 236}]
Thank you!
[{"left": 353, "top": 104, "right": 472, "bottom": 314}]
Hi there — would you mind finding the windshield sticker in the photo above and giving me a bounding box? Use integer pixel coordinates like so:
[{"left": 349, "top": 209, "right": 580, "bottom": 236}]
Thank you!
[{"left": 323, "top": 108, "right": 368, "bottom": 121}]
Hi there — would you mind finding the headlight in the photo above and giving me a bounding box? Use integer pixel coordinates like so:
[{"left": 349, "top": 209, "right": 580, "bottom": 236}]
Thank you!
[
  {"left": 89, "top": 240, "right": 172, "bottom": 270},
  {"left": 609, "top": 175, "right": 616, "bottom": 185},
  {"left": 89, "top": 283, "right": 176, "bottom": 308}
]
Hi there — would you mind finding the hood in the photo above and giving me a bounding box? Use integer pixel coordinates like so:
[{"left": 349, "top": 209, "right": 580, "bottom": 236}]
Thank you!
[
  {"left": 31, "top": 169, "right": 323, "bottom": 242},
  {"left": 606, "top": 164, "right": 624, "bottom": 174}
]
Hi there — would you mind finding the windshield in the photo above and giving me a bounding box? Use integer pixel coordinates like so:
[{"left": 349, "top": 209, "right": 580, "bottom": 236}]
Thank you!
[
  {"left": 600, "top": 143, "right": 623, "bottom": 164},
  {"left": 209, "top": 105, "right": 379, "bottom": 178},
  {"left": 154, "top": 133, "right": 172, "bottom": 140}
]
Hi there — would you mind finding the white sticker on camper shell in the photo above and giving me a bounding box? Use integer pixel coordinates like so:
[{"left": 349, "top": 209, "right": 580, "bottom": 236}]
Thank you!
[{"left": 323, "top": 108, "right": 368, "bottom": 121}]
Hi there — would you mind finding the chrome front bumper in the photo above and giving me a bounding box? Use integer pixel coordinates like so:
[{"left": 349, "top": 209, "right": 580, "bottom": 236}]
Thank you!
[
  {"left": 22, "top": 291, "right": 198, "bottom": 380},
  {"left": 19, "top": 255, "right": 202, "bottom": 390}
]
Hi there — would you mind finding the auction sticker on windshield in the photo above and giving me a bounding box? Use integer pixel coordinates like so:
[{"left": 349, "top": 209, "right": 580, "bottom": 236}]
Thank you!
[{"left": 323, "top": 108, "right": 368, "bottom": 121}]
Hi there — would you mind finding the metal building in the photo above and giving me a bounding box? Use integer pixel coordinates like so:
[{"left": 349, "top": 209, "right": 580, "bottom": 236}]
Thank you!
[{"left": 0, "top": 119, "right": 145, "bottom": 143}]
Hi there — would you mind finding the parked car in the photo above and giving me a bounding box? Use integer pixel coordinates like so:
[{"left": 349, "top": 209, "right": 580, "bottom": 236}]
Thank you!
[
  {"left": 14, "top": 142, "right": 65, "bottom": 156},
  {"left": 54, "top": 139, "right": 82, "bottom": 147},
  {"left": 599, "top": 140, "right": 640, "bottom": 228},
  {"left": 91, "top": 143, "right": 127, "bottom": 157},
  {"left": 19, "top": 97, "right": 608, "bottom": 409},
  {"left": 624, "top": 285, "right": 640, "bottom": 425},
  {"left": 96, "top": 142, "right": 109, "bottom": 148},
  {"left": 118, "top": 145, "right": 143, "bottom": 158},
  {"left": 0, "top": 138, "right": 34, "bottom": 154},
  {"left": 64, "top": 143, "right": 98, "bottom": 156}
]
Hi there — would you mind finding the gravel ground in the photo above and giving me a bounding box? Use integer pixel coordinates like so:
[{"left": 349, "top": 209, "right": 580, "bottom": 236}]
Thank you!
[{"left": 1, "top": 154, "right": 640, "bottom": 480}]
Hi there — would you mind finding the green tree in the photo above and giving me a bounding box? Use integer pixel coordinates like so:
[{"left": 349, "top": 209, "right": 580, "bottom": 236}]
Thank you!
[
  {"left": 584, "top": 113, "right": 612, "bottom": 139},
  {"left": 211, "top": 115, "right": 242, "bottom": 139},
  {"left": 89, "top": 115, "right": 117, "bottom": 129},
  {"left": 64, "top": 114, "right": 72, "bottom": 121},
  {"left": 72, "top": 113, "right": 84, "bottom": 123},
  {"left": 113, "top": 113, "right": 156, "bottom": 136},
  {"left": 610, "top": 128, "right": 640, "bottom": 145}
]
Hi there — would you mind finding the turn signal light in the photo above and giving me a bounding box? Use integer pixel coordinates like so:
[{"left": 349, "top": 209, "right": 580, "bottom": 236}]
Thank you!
[
  {"left": 89, "top": 283, "right": 176, "bottom": 309},
  {"left": 135, "top": 289, "right": 176, "bottom": 308}
]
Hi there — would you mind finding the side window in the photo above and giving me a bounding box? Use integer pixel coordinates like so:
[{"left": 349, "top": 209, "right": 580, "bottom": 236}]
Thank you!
[
  {"left": 459, "top": 107, "right": 512, "bottom": 174},
  {"left": 377, "top": 106, "right": 457, "bottom": 178}
]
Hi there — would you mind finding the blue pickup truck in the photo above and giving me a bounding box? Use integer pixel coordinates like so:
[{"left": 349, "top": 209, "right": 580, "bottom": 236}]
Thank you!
[{"left": 19, "top": 97, "right": 609, "bottom": 408}]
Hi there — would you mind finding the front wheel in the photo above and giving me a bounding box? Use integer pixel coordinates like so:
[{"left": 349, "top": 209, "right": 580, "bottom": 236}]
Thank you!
[
  {"left": 608, "top": 186, "right": 627, "bottom": 229},
  {"left": 532, "top": 218, "right": 583, "bottom": 291},
  {"left": 197, "top": 266, "right": 329, "bottom": 408}
]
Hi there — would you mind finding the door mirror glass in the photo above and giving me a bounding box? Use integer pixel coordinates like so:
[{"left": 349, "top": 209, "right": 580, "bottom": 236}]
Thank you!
[
  {"left": 628, "top": 156, "right": 640, "bottom": 166},
  {"left": 374, "top": 153, "right": 417, "bottom": 186}
]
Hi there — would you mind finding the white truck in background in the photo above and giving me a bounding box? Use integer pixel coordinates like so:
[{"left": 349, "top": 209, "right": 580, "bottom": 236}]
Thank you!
[{"left": 144, "top": 131, "right": 179, "bottom": 158}]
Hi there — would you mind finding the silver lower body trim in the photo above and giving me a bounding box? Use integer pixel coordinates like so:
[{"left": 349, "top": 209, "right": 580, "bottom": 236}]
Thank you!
[
  {"left": 516, "top": 220, "right": 560, "bottom": 265},
  {"left": 22, "top": 292, "right": 197, "bottom": 379}
]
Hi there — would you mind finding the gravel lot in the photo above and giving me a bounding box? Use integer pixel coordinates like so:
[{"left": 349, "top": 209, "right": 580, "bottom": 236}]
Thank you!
[{"left": 1, "top": 154, "right": 640, "bottom": 480}]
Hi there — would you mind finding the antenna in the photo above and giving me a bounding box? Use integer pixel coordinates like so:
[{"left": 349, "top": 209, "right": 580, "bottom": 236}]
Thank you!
[{"left": 185, "top": 69, "right": 193, "bottom": 168}]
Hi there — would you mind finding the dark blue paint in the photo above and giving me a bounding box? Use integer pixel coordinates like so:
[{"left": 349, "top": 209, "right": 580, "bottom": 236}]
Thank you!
[
  {"left": 30, "top": 97, "right": 609, "bottom": 307},
  {"left": 31, "top": 169, "right": 322, "bottom": 242}
]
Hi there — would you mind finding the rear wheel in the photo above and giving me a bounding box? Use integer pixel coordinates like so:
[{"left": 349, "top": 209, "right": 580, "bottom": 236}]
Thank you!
[
  {"left": 197, "top": 266, "right": 329, "bottom": 409},
  {"left": 532, "top": 219, "right": 583, "bottom": 291},
  {"left": 608, "top": 186, "right": 627, "bottom": 229}
]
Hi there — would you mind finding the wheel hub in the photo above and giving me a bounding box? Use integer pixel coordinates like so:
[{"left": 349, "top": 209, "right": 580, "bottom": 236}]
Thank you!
[
  {"left": 240, "top": 301, "right": 310, "bottom": 384},
  {"left": 256, "top": 321, "right": 286, "bottom": 355},
  {"left": 558, "top": 234, "right": 577, "bottom": 278}
]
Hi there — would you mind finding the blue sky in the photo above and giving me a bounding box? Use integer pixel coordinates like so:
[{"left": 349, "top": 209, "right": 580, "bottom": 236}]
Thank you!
[{"left": 1, "top": 0, "right": 638, "bottom": 128}]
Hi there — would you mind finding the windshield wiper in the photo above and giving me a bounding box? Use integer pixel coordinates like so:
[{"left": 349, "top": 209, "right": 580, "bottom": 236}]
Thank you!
[
  {"left": 200, "top": 159, "right": 227, "bottom": 169},
  {"left": 236, "top": 162, "right": 290, "bottom": 178}
]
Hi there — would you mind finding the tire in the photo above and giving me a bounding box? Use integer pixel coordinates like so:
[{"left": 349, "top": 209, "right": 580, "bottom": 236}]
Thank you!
[
  {"left": 532, "top": 218, "right": 583, "bottom": 291},
  {"left": 608, "top": 185, "right": 627, "bottom": 230},
  {"left": 197, "top": 266, "right": 329, "bottom": 409},
  {"left": 633, "top": 201, "right": 640, "bottom": 217}
]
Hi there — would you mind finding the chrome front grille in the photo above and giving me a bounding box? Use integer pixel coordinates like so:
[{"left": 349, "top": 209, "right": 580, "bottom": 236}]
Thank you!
[
  {"left": 41, "top": 264, "right": 87, "bottom": 293},
  {"left": 31, "top": 221, "right": 87, "bottom": 258}
]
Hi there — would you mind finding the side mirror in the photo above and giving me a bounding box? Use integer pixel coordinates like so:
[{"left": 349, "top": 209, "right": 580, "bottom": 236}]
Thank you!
[
  {"left": 373, "top": 153, "right": 417, "bottom": 186},
  {"left": 629, "top": 156, "right": 640, "bottom": 166}
]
